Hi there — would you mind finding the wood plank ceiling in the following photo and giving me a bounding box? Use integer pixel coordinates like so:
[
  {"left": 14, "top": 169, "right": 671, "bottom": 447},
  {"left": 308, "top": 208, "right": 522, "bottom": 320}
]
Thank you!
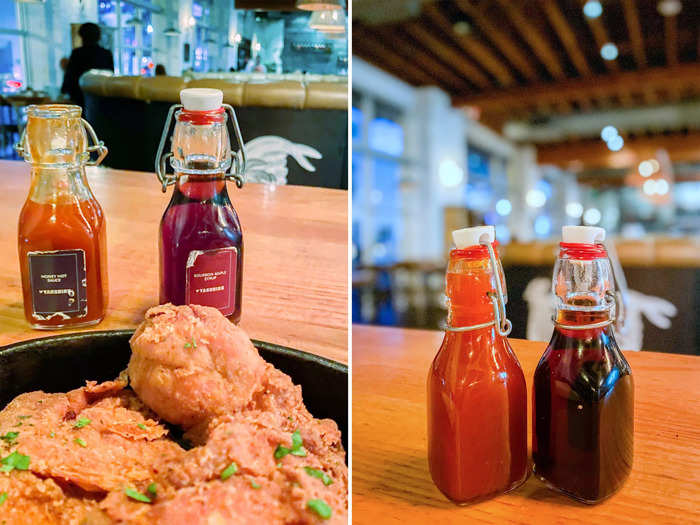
[{"left": 353, "top": 0, "right": 700, "bottom": 172}]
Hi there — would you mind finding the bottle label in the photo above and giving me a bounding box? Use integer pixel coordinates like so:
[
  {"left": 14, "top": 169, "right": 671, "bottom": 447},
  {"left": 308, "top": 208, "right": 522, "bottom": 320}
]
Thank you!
[
  {"left": 28, "top": 249, "right": 87, "bottom": 319},
  {"left": 185, "top": 247, "right": 238, "bottom": 316}
]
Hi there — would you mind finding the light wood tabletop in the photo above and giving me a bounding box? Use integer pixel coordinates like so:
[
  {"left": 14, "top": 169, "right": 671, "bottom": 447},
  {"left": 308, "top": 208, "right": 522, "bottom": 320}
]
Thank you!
[
  {"left": 352, "top": 325, "right": 700, "bottom": 524},
  {"left": 0, "top": 160, "right": 348, "bottom": 364}
]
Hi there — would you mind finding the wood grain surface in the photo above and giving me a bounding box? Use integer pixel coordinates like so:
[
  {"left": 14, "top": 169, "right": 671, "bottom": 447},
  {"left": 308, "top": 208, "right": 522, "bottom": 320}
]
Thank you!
[
  {"left": 0, "top": 160, "right": 348, "bottom": 363},
  {"left": 352, "top": 325, "right": 700, "bottom": 524}
]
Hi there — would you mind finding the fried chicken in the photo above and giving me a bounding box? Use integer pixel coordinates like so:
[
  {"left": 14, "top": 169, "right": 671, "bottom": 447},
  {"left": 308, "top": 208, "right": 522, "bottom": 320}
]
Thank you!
[{"left": 0, "top": 304, "right": 347, "bottom": 524}]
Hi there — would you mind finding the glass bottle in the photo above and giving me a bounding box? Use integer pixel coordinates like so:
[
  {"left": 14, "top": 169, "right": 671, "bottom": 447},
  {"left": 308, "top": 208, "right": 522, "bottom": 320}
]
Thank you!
[
  {"left": 427, "top": 226, "right": 528, "bottom": 504},
  {"left": 155, "top": 88, "right": 247, "bottom": 323},
  {"left": 533, "top": 226, "right": 634, "bottom": 504},
  {"left": 16, "top": 104, "right": 109, "bottom": 329}
]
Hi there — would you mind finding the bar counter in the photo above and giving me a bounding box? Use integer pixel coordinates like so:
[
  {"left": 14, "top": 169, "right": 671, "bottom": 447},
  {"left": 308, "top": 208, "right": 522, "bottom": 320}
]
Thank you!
[
  {"left": 0, "top": 160, "right": 348, "bottom": 363},
  {"left": 352, "top": 325, "right": 700, "bottom": 523}
]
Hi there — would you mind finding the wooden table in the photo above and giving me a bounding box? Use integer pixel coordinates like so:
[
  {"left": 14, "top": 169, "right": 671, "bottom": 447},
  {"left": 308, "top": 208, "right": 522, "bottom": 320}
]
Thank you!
[
  {"left": 0, "top": 160, "right": 348, "bottom": 363},
  {"left": 352, "top": 325, "right": 700, "bottom": 524}
]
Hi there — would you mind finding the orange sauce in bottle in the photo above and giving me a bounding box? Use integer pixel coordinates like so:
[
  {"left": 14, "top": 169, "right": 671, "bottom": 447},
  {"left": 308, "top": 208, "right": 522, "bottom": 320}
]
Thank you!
[
  {"left": 427, "top": 244, "right": 528, "bottom": 503},
  {"left": 16, "top": 105, "right": 108, "bottom": 329}
]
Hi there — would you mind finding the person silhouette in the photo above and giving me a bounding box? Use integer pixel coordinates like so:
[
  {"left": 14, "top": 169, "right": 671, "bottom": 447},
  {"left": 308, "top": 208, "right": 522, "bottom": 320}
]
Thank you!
[{"left": 61, "top": 23, "right": 114, "bottom": 108}]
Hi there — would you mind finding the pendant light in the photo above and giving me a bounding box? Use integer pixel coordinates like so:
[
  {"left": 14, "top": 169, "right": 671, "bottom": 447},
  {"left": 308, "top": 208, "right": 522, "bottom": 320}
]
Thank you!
[
  {"left": 296, "top": 0, "right": 342, "bottom": 10},
  {"left": 309, "top": 9, "right": 346, "bottom": 32}
]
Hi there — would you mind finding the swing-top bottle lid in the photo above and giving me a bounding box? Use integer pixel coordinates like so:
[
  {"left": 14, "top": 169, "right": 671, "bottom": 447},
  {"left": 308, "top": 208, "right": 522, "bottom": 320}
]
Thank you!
[
  {"left": 562, "top": 225, "right": 605, "bottom": 244},
  {"left": 180, "top": 88, "right": 223, "bottom": 111},
  {"left": 452, "top": 225, "right": 495, "bottom": 249}
]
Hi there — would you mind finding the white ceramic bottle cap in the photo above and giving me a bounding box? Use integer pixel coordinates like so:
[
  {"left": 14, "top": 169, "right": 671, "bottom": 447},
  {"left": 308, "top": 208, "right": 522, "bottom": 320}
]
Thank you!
[
  {"left": 180, "top": 88, "right": 223, "bottom": 111},
  {"left": 452, "top": 226, "right": 495, "bottom": 249},
  {"left": 562, "top": 225, "right": 605, "bottom": 243}
]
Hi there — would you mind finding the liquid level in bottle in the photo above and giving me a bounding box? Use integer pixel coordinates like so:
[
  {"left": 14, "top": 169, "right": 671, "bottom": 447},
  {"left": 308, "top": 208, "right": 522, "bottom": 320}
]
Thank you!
[
  {"left": 159, "top": 177, "right": 243, "bottom": 323},
  {"left": 533, "top": 310, "right": 634, "bottom": 503},
  {"left": 18, "top": 197, "right": 108, "bottom": 329}
]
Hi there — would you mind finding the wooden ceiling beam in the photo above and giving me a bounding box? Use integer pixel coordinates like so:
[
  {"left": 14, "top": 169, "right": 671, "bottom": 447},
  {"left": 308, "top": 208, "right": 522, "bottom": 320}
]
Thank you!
[
  {"left": 537, "top": 132, "right": 700, "bottom": 169},
  {"left": 352, "top": 25, "right": 439, "bottom": 87},
  {"left": 492, "top": 0, "right": 566, "bottom": 80},
  {"left": 371, "top": 25, "right": 474, "bottom": 93},
  {"left": 454, "top": 64, "right": 700, "bottom": 112},
  {"left": 422, "top": 4, "right": 514, "bottom": 87},
  {"left": 665, "top": 15, "right": 679, "bottom": 66},
  {"left": 582, "top": 2, "right": 620, "bottom": 73},
  {"left": 453, "top": 0, "right": 538, "bottom": 82},
  {"left": 620, "top": 0, "right": 647, "bottom": 69},
  {"left": 539, "top": 0, "right": 592, "bottom": 77},
  {"left": 402, "top": 20, "right": 492, "bottom": 89}
]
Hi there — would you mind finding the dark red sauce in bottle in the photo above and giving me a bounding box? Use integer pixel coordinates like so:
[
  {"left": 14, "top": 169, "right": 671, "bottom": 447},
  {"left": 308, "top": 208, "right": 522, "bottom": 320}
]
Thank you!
[{"left": 533, "top": 228, "right": 634, "bottom": 503}]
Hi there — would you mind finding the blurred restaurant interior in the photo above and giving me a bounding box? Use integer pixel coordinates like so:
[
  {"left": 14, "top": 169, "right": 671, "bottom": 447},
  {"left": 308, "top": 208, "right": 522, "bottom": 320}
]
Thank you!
[
  {"left": 0, "top": 0, "right": 348, "bottom": 188},
  {"left": 352, "top": 0, "right": 699, "bottom": 353}
]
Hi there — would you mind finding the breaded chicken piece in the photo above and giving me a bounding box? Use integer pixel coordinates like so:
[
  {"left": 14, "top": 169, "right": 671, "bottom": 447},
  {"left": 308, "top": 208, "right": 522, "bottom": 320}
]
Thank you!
[
  {"left": 128, "top": 304, "right": 268, "bottom": 429},
  {"left": 0, "top": 379, "right": 184, "bottom": 494}
]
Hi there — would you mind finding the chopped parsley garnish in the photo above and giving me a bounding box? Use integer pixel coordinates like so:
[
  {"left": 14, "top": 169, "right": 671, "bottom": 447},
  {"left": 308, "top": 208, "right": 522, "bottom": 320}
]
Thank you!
[
  {"left": 124, "top": 487, "right": 151, "bottom": 503},
  {"left": 0, "top": 451, "right": 30, "bottom": 472},
  {"left": 304, "top": 467, "right": 333, "bottom": 486},
  {"left": 307, "top": 499, "right": 332, "bottom": 520},
  {"left": 17, "top": 416, "right": 30, "bottom": 420},
  {"left": 74, "top": 438, "right": 87, "bottom": 448},
  {"left": 0, "top": 492, "right": 7, "bottom": 505},
  {"left": 74, "top": 418, "right": 91, "bottom": 429},
  {"left": 0, "top": 432, "right": 18, "bottom": 444},
  {"left": 147, "top": 483, "right": 157, "bottom": 496},
  {"left": 274, "top": 430, "right": 307, "bottom": 459},
  {"left": 250, "top": 480, "right": 261, "bottom": 489},
  {"left": 184, "top": 339, "right": 197, "bottom": 349},
  {"left": 276, "top": 462, "right": 282, "bottom": 468},
  {"left": 220, "top": 462, "right": 238, "bottom": 480},
  {"left": 137, "top": 423, "right": 147, "bottom": 431},
  {"left": 49, "top": 432, "right": 55, "bottom": 438}
]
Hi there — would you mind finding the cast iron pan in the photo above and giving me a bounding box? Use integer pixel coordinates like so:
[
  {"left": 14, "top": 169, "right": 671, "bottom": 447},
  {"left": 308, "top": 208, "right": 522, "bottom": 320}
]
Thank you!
[{"left": 0, "top": 330, "right": 348, "bottom": 451}]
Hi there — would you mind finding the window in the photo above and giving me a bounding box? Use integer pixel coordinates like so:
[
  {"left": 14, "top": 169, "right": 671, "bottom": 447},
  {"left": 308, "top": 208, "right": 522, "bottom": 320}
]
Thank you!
[
  {"left": 98, "top": 1, "right": 154, "bottom": 75},
  {"left": 352, "top": 93, "right": 409, "bottom": 267},
  {"left": 0, "top": 0, "right": 24, "bottom": 92}
]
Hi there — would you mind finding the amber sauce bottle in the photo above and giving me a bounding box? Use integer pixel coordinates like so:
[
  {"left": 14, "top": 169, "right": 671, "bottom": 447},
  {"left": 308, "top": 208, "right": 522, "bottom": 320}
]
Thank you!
[{"left": 16, "top": 105, "right": 109, "bottom": 329}]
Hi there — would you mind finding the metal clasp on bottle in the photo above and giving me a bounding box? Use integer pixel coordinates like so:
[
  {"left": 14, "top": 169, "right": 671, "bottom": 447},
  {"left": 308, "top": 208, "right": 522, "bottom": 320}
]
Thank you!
[
  {"left": 154, "top": 104, "right": 247, "bottom": 193},
  {"left": 443, "top": 240, "right": 513, "bottom": 337},
  {"left": 15, "top": 118, "right": 108, "bottom": 167},
  {"left": 551, "top": 241, "right": 626, "bottom": 331}
]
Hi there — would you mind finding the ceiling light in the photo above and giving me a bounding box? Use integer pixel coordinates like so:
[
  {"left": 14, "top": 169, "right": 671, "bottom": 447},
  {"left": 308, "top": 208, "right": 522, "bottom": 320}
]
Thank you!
[
  {"left": 438, "top": 159, "right": 464, "bottom": 188},
  {"left": 565, "top": 202, "right": 584, "bottom": 218},
  {"left": 607, "top": 135, "right": 624, "bottom": 151},
  {"left": 583, "top": 208, "right": 601, "bottom": 225},
  {"left": 495, "top": 199, "right": 512, "bottom": 216},
  {"left": 526, "top": 189, "right": 546, "bottom": 208},
  {"left": 309, "top": 9, "right": 346, "bottom": 32},
  {"left": 657, "top": 0, "right": 682, "bottom": 17},
  {"left": 643, "top": 179, "right": 656, "bottom": 195},
  {"left": 164, "top": 26, "right": 181, "bottom": 36},
  {"left": 639, "top": 160, "right": 654, "bottom": 177},
  {"left": 453, "top": 21, "right": 471, "bottom": 36},
  {"left": 583, "top": 0, "right": 603, "bottom": 18},
  {"left": 601, "top": 125, "right": 618, "bottom": 142},
  {"left": 600, "top": 42, "right": 618, "bottom": 61},
  {"left": 656, "top": 179, "right": 669, "bottom": 195},
  {"left": 296, "top": 0, "right": 342, "bottom": 10}
]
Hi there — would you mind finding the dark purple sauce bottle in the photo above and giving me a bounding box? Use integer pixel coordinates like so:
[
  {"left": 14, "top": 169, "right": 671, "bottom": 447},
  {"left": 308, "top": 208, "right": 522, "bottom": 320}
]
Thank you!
[
  {"left": 533, "top": 226, "right": 633, "bottom": 504},
  {"left": 156, "top": 88, "right": 246, "bottom": 323}
]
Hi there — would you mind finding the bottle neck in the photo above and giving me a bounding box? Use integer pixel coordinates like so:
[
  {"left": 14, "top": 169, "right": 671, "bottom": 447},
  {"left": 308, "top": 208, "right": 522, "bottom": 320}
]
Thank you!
[
  {"left": 27, "top": 165, "right": 92, "bottom": 205},
  {"left": 445, "top": 248, "right": 503, "bottom": 329},
  {"left": 174, "top": 173, "right": 230, "bottom": 203}
]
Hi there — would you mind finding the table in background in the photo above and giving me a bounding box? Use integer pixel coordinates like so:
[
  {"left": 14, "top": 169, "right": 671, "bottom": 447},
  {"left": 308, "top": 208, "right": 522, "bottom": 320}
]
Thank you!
[
  {"left": 352, "top": 325, "right": 700, "bottom": 523},
  {"left": 0, "top": 160, "right": 348, "bottom": 364}
]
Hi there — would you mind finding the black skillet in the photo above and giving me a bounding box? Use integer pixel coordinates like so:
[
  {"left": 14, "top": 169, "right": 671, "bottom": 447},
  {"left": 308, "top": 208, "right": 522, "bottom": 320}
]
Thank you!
[{"left": 0, "top": 330, "right": 348, "bottom": 451}]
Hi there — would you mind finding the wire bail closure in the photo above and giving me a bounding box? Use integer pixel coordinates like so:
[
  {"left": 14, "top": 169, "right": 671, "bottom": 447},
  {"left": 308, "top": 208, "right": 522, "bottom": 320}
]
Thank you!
[
  {"left": 551, "top": 241, "right": 624, "bottom": 331},
  {"left": 15, "top": 118, "right": 108, "bottom": 168},
  {"left": 443, "top": 240, "right": 512, "bottom": 337},
  {"left": 154, "top": 103, "right": 247, "bottom": 193}
]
